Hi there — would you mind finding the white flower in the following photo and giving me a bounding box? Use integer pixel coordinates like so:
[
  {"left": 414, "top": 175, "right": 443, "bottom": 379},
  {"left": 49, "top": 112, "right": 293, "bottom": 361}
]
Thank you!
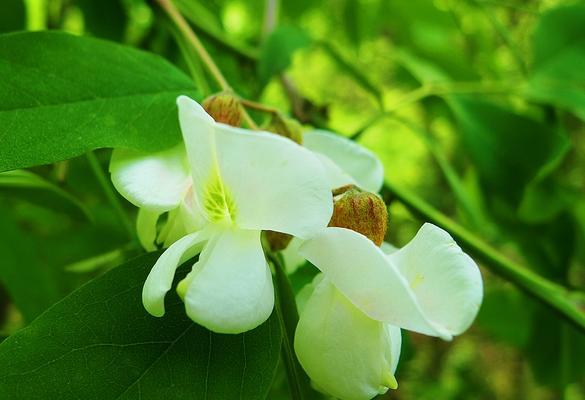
[
  {"left": 294, "top": 224, "right": 483, "bottom": 400},
  {"left": 282, "top": 130, "right": 384, "bottom": 273},
  {"left": 303, "top": 130, "right": 384, "bottom": 193},
  {"left": 109, "top": 96, "right": 333, "bottom": 333}
]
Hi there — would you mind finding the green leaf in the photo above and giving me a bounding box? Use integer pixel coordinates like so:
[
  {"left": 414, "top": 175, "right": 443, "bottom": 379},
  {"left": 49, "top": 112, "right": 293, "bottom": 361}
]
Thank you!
[
  {"left": 0, "top": 208, "right": 61, "bottom": 322},
  {"left": 0, "top": 252, "right": 282, "bottom": 399},
  {"left": 526, "top": 5, "right": 585, "bottom": 120},
  {"left": 449, "top": 97, "right": 570, "bottom": 204},
  {"left": 0, "top": 170, "right": 92, "bottom": 220},
  {"left": 0, "top": 31, "right": 199, "bottom": 173},
  {"left": 258, "top": 26, "right": 311, "bottom": 86},
  {"left": 0, "top": 0, "right": 25, "bottom": 33}
]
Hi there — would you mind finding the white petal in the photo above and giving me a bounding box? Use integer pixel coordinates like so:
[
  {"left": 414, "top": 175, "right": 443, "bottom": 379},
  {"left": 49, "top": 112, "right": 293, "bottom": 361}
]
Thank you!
[
  {"left": 159, "top": 189, "right": 206, "bottom": 248},
  {"left": 184, "top": 228, "right": 274, "bottom": 334},
  {"left": 176, "top": 96, "right": 216, "bottom": 220},
  {"left": 142, "top": 231, "right": 209, "bottom": 317},
  {"left": 295, "top": 277, "right": 397, "bottom": 400},
  {"left": 177, "top": 96, "right": 332, "bottom": 237},
  {"left": 136, "top": 208, "right": 161, "bottom": 251},
  {"left": 109, "top": 144, "right": 190, "bottom": 212},
  {"left": 388, "top": 223, "right": 483, "bottom": 336},
  {"left": 304, "top": 130, "right": 384, "bottom": 193},
  {"left": 380, "top": 241, "right": 399, "bottom": 255},
  {"left": 299, "top": 227, "right": 452, "bottom": 339},
  {"left": 385, "top": 325, "right": 402, "bottom": 375}
]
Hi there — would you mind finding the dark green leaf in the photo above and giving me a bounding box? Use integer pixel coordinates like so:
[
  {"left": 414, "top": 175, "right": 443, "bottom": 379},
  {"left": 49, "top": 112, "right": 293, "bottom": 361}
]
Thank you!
[
  {"left": 0, "top": 252, "right": 282, "bottom": 399},
  {"left": 0, "top": 208, "right": 61, "bottom": 322},
  {"left": 449, "top": 97, "right": 570, "bottom": 204},
  {"left": 0, "top": 31, "right": 199, "bottom": 172},
  {"left": 77, "top": 0, "right": 127, "bottom": 40},
  {"left": 0, "top": 0, "right": 25, "bottom": 34},
  {"left": 258, "top": 26, "right": 311, "bottom": 85},
  {"left": 527, "top": 306, "right": 585, "bottom": 388},
  {"left": 0, "top": 170, "right": 92, "bottom": 220},
  {"left": 526, "top": 5, "right": 585, "bottom": 120}
]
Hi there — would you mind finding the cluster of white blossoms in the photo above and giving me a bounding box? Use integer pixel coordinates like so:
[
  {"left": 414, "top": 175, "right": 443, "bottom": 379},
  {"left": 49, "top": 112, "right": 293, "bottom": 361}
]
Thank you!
[{"left": 109, "top": 95, "right": 483, "bottom": 400}]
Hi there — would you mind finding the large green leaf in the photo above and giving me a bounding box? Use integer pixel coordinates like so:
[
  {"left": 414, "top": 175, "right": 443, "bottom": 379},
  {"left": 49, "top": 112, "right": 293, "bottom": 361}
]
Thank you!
[
  {"left": 0, "top": 31, "right": 198, "bottom": 173},
  {"left": 526, "top": 5, "right": 585, "bottom": 120},
  {"left": 0, "top": 252, "right": 282, "bottom": 399}
]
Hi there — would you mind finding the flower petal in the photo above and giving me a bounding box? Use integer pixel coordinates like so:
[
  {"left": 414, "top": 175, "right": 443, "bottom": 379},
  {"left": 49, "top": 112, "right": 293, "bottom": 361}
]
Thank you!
[
  {"left": 380, "top": 241, "right": 399, "bottom": 255},
  {"left": 136, "top": 208, "right": 161, "bottom": 251},
  {"left": 295, "top": 277, "right": 397, "bottom": 400},
  {"left": 110, "top": 144, "right": 190, "bottom": 212},
  {"left": 385, "top": 324, "right": 401, "bottom": 376},
  {"left": 142, "top": 231, "right": 209, "bottom": 317},
  {"left": 299, "top": 227, "right": 452, "bottom": 339},
  {"left": 304, "top": 130, "right": 384, "bottom": 193},
  {"left": 184, "top": 228, "right": 274, "bottom": 334},
  {"left": 388, "top": 223, "right": 483, "bottom": 336},
  {"left": 177, "top": 95, "right": 333, "bottom": 237}
]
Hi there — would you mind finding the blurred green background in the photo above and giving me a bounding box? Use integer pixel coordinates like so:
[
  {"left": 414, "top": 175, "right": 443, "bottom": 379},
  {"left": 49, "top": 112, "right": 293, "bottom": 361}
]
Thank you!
[{"left": 1, "top": 0, "right": 584, "bottom": 398}]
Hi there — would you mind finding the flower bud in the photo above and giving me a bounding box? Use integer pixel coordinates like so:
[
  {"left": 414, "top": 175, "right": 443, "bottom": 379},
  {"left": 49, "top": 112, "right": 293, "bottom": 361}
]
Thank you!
[
  {"left": 265, "top": 114, "right": 303, "bottom": 144},
  {"left": 328, "top": 186, "right": 387, "bottom": 246},
  {"left": 202, "top": 91, "right": 243, "bottom": 126},
  {"left": 264, "top": 230, "right": 293, "bottom": 252}
]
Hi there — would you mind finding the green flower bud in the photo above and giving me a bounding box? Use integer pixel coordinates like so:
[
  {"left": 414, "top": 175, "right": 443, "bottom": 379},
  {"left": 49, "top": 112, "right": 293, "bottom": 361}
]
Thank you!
[
  {"left": 263, "top": 230, "right": 294, "bottom": 252},
  {"left": 202, "top": 91, "right": 243, "bottom": 127},
  {"left": 328, "top": 186, "right": 388, "bottom": 246},
  {"left": 265, "top": 113, "right": 303, "bottom": 144}
]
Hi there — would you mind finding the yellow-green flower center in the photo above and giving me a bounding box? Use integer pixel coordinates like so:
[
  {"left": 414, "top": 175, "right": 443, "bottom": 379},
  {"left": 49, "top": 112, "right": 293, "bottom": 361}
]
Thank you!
[{"left": 203, "top": 171, "right": 237, "bottom": 224}]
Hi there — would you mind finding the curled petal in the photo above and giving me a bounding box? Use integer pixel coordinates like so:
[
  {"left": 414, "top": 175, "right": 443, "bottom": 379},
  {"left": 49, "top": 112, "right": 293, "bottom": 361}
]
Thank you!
[
  {"left": 142, "top": 231, "right": 209, "bottom": 317},
  {"left": 304, "top": 130, "right": 384, "bottom": 193},
  {"left": 295, "top": 277, "right": 398, "bottom": 400},
  {"left": 184, "top": 228, "right": 274, "bottom": 334},
  {"left": 299, "top": 227, "right": 452, "bottom": 339},
  {"left": 110, "top": 144, "right": 190, "bottom": 212},
  {"left": 388, "top": 223, "right": 483, "bottom": 336}
]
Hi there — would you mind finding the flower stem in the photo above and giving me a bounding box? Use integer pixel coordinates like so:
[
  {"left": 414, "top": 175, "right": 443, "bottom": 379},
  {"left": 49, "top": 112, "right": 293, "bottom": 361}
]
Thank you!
[
  {"left": 268, "top": 252, "right": 309, "bottom": 400},
  {"left": 381, "top": 181, "right": 585, "bottom": 333},
  {"left": 155, "top": 0, "right": 230, "bottom": 91},
  {"left": 154, "top": 0, "right": 259, "bottom": 129},
  {"left": 86, "top": 151, "right": 135, "bottom": 241}
]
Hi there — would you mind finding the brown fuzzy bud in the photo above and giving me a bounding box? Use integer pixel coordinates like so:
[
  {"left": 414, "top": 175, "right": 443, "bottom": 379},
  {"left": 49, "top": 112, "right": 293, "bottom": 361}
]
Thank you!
[
  {"left": 202, "top": 92, "right": 243, "bottom": 126},
  {"left": 328, "top": 187, "right": 388, "bottom": 246},
  {"left": 265, "top": 114, "right": 303, "bottom": 144},
  {"left": 264, "top": 230, "right": 293, "bottom": 252}
]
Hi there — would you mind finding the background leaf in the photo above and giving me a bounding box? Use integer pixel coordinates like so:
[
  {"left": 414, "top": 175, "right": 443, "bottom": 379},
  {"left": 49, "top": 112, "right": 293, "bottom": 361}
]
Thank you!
[
  {"left": 526, "top": 4, "right": 585, "bottom": 120},
  {"left": 449, "top": 97, "right": 570, "bottom": 204},
  {"left": 0, "top": 170, "right": 91, "bottom": 220},
  {"left": 0, "top": 31, "right": 199, "bottom": 172},
  {"left": 0, "top": 252, "right": 282, "bottom": 399},
  {"left": 258, "top": 26, "right": 310, "bottom": 86},
  {"left": 0, "top": 0, "right": 25, "bottom": 34},
  {"left": 0, "top": 208, "right": 61, "bottom": 322}
]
